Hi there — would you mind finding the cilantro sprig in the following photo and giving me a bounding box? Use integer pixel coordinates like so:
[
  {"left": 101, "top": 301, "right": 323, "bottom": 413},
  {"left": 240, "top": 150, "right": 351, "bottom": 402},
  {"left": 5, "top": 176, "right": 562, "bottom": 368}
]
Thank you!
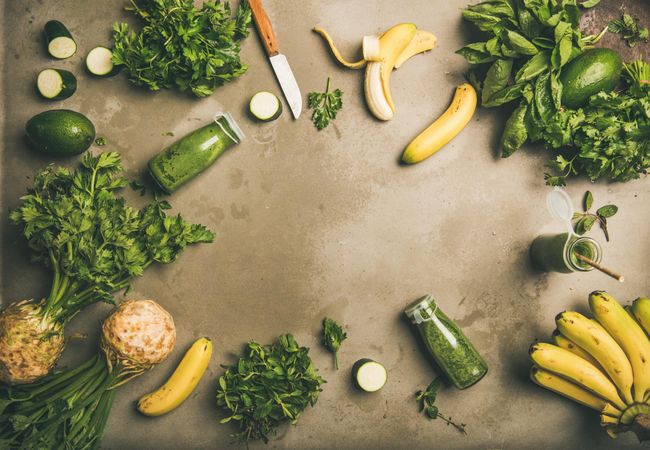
[
  {"left": 308, "top": 77, "right": 343, "bottom": 130},
  {"left": 415, "top": 379, "right": 467, "bottom": 434},
  {"left": 112, "top": 0, "right": 251, "bottom": 97},
  {"left": 322, "top": 317, "right": 347, "bottom": 369},
  {"left": 609, "top": 13, "right": 649, "bottom": 48}
]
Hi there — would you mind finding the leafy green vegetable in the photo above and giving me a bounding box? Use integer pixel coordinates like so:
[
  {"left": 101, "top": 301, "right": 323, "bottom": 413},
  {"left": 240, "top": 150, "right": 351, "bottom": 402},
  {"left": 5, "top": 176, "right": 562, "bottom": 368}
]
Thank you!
[
  {"left": 542, "top": 60, "right": 650, "bottom": 184},
  {"left": 572, "top": 190, "right": 618, "bottom": 241},
  {"left": 609, "top": 13, "right": 649, "bottom": 48},
  {"left": 112, "top": 0, "right": 251, "bottom": 97},
  {"left": 322, "top": 317, "right": 347, "bottom": 369},
  {"left": 9, "top": 152, "right": 214, "bottom": 322},
  {"left": 308, "top": 77, "right": 343, "bottom": 130},
  {"left": 415, "top": 379, "right": 467, "bottom": 434},
  {"left": 216, "top": 334, "right": 325, "bottom": 443}
]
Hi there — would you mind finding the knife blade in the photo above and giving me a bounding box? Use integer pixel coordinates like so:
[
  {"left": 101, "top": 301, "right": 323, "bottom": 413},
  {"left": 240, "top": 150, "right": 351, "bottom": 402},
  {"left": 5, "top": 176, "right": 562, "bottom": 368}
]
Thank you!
[{"left": 248, "top": 0, "right": 302, "bottom": 119}]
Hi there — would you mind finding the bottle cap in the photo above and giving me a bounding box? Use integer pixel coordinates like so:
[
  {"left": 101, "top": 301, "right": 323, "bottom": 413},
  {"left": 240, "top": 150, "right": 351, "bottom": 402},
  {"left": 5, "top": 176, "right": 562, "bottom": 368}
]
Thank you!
[
  {"left": 546, "top": 187, "right": 576, "bottom": 236},
  {"left": 404, "top": 295, "right": 437, "bottom": 324}
]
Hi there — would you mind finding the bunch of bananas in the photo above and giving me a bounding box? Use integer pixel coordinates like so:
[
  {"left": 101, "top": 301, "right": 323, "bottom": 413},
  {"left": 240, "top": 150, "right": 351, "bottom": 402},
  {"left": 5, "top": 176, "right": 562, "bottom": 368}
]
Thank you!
[{"left": 530, "top": 291, "right": 650, "bottom": 440}]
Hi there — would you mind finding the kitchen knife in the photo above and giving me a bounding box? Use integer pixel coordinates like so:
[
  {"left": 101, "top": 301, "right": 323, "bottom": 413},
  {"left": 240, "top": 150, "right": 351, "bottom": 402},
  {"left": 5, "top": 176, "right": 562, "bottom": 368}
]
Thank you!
[{"left": 248, "top": 0, "right": 302, "bottom": 119}]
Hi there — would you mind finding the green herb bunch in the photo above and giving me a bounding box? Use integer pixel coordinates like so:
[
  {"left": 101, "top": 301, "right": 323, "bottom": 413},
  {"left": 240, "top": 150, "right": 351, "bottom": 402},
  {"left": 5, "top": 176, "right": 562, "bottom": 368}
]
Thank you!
[
  {"left": 10, "top": 152, "right": 214, "bottom": 321},
  {"left": 308, "top": 77, "right": 343, "bottom": 130},
  {"left": 216, "top": 334, "right": 326, "bottom": 443},
  {"left": 322, "top": 317, "right": 347, "bottom": 369},
  {"left": 542, "top": 60, "right": 650, "bottom": 185},
  {"left": 112, "top": 0, "right": 252, "bottom": 97},
  {"left": 415, "top": 378, "right": 467, "bottom": 434}
]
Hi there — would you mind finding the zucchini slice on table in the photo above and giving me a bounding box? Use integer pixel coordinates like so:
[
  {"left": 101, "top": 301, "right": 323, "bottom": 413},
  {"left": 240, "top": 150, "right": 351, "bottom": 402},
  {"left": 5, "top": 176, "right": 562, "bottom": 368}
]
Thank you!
[
  {"left": 352, "top": 359, "right": 387, "bottom": 392},
  {"left": 44, "top": 20, "right": 76, "bottom": 59},
  {"left": 36, "top": 69, "right": 77, "bottom": 100},
  {"left": 249, "top": 91, "right": 283, "bottom": 122},
  {"left": 86, "top": 46, "right": 118, "bottom": 77}
]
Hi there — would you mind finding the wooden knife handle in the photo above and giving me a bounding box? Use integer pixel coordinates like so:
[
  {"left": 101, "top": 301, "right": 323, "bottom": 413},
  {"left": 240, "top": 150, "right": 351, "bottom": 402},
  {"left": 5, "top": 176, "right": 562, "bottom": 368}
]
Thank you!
[{"left": 248, "top": 0, "right": 279, "bottom": 57}]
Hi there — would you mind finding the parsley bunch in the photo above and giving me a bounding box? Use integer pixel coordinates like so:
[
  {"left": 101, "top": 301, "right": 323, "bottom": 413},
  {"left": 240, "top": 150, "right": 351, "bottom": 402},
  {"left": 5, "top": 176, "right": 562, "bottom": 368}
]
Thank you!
[
  {"left": 10, "top": 152, "right": 214, "bottom": 322},
  {"left": 112, "top": 0, "right": 252, "bottom": 97},
  {"left": 542, "top": 60, "right": 650, "bottom": 185},
  {"left": 216, "top": 334, "right": 325, "bottom": 443},
  {"left": 308, "top": 77, "right": 343, "bottom": 130},
  {"left": 609, "top": 13, "right": 649, "bottom": 48}
]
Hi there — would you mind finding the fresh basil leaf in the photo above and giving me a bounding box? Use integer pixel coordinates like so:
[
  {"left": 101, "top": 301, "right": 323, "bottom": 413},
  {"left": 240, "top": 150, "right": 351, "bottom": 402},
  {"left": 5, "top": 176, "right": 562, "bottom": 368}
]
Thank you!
[
  {"left": 515, "top": 52, "right": 550, "bottom": 82},
  {"left": 584, "top": 191, "right": 594, "bottom": 211},
  {"left": 504, "top": 29, "right": 539, "bottom": 55},
  {"left": 482, "top": 59, "right": 513, "bottom": 105},
  {"left": 597, "top": 205, "right": 618, "bottom": 218},
  {"left": 485, "top": 37, "right": 502, "bottom": 56},
  {"left": 501, "top": 103, "right": 529, "bottom": 157}
]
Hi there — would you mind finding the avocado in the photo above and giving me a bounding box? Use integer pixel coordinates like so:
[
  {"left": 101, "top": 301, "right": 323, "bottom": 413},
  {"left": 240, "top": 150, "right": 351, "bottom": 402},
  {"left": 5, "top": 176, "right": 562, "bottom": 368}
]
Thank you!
[
  {"left": 560, "top": 48, "right": 622, "bottom": 109},
  {"left": 26, "top": 110, "right": 95, "bottom": 156}
]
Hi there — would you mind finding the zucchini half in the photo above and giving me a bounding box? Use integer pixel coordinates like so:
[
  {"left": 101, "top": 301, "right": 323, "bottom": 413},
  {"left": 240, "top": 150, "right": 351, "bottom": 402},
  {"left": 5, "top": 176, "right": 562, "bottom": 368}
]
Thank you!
[
  {"left": 352, "top": 359, "right": 387, "bottom": 392},
  {"left": 36, "top": 69, "right": 77, "bottom": 100},
  {"left": 86, "top": 46, "right": 119, "bottom": 77},
  {"left": 249, "top": 91, "right": 282, "bottom": 122},
  {"left": 44, "top": 20, "right": 76, "bottom": 59}
]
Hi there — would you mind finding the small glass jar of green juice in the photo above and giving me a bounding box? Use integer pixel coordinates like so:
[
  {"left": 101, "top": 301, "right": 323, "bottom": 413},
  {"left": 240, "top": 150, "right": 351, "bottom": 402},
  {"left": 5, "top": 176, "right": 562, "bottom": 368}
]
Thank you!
[
  {"left": 529, "top": 232, "right": 602, "bottom": 273},
  {"left": 405, "top": 295, "right": 488, "bottom": 389},
  {"left": 149, "top": 112, "right": 244, "bottom": 193}
]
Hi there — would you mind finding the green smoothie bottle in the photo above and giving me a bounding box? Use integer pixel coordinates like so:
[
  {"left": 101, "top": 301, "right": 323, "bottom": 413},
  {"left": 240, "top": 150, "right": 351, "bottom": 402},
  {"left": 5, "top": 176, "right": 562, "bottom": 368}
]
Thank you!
[
  {"left": 530, "top": 233, "right": 602, "bottom": 273},
  {"left": 405, "top": 295, "right": 488, "bottom": 389},
  {"left": 149, "top": 113, "right": 244, "bottom": 193}
]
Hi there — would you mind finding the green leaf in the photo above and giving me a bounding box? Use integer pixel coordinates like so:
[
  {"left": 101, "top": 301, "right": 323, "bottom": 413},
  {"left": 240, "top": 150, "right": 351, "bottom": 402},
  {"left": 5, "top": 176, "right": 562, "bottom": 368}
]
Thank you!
[
  {"left": 584, "top": 191, "right": 594, "bottom": 211},
  {"left": 582, "top": 215, "right": 598, "bottom": 232},
  {"left": 501, "top": 103, "right": 529, "bottom": 157},
  {"left": 580, "top": 0, "right": 601, "bottom": 7},
  {"left": 482, "top": 83, "right": 526, "bottom": 107},
  {"left": 515, "top": 52, "right": 550, "bottom": 82},
  {"left": 482, "top": 59, "right": 513, "bottom": 105},
  {"left": 308, "top": 78, "right": 343, "bottom": 130},
  {"left": 597, "top": 205, "right": 618, "bottom": 218},
  {"left": 504, "top": 29, "right": 538, "bottom": 55}
]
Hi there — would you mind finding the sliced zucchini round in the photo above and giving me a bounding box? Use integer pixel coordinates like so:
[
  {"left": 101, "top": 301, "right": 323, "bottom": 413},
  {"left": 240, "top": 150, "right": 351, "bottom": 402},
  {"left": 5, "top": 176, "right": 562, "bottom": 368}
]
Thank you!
[
  {"left": 44, "top": 20, "right": 76, "bottom": 59},
  {"left": 86, "top": 46, "right": 118, "bottom": 77},
  {"left": 36, "top": 69, "right": 77, "bottom": 100},
  {"left": 352, "top": 359, "right": 387, "bottom": 392},
  {"left": 249, "top": 91, "right": 282, "bottom": 122}
]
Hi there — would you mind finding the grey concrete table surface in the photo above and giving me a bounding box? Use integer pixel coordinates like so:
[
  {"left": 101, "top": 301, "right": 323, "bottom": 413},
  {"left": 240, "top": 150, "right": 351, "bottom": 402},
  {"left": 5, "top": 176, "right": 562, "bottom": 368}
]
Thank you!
[{"left": 1, "top": 0, "right": 648, "bottom": 449}]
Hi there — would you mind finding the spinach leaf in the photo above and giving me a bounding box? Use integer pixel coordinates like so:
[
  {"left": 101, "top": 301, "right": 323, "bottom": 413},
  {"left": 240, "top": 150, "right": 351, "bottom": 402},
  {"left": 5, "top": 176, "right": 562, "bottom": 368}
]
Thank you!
[
  {"left": 482, "top": 82, "right": 527, "bottom": 107},
  {"left": 504, "top": 29, "right": 539, "bottom": 55},
  {"left": 501, "top": 103, "right": 529, "bottom": 157},
  {"left": 515, "top": 51, "right": 550, "bottom": 82},
  {"left": 482, "top": 59, "right": 513, "bottom": 105}
]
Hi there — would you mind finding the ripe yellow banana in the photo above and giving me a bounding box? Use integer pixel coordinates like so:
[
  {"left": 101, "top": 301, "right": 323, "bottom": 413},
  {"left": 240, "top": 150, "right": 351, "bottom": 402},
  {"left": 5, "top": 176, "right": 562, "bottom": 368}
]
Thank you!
[
  {"left": 401, "top": 83, "right": 477, "bottom": 164},
  {"left": 632, "top": 298, "right": 650, "bottom": 337},
  {"left": 590, "top": 291, "right": 650, "bottom": 403},
  {"left": 529, "top": 342, "right": 626, "bottom": 410},
  {"left": 394, "top": 30, "right": 437, "bottom": 68},
  {"left": 552, "top": 329, "right": 600, "bottom": 368},
  {"left": 556, "top": 311, "right": 634, "bottom": 405},
  {"left": 530, "top": 366, "right": 611, "bottom": 412},
  {"left": 137, "top": 337, "right": 212, "bottom": 416},
  {"left": 365, "top": 23, "right": 417, "bottom": 120}
]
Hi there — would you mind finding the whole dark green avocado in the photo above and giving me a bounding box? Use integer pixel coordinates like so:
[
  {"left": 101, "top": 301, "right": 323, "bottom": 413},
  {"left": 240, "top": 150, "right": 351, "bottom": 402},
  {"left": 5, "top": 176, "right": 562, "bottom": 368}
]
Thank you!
[
  {"left": 560, "top": 48, "right": 622, "bottom": 109},
  {"left": 26, "top": 109, "right": 95, "bottom": 156}
]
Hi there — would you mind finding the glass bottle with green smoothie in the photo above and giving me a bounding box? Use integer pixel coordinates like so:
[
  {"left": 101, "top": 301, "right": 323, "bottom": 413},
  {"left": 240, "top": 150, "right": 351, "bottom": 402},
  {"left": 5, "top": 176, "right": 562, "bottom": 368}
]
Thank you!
[
  {"left": 149, "top": 112, "right": 244, "bottom": 193},
  {"left": 530, "top": 233, "right": 602, "bottom": 273},
  {"left": 405, "top": 295, "right": 488, "bottom": 389}
]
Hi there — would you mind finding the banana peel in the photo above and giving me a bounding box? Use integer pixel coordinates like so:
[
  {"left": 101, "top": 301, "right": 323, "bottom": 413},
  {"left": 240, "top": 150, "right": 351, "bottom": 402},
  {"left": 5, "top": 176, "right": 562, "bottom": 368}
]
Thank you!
[{"left": 313, "top": 23, "right": 437, "bottom": 121}]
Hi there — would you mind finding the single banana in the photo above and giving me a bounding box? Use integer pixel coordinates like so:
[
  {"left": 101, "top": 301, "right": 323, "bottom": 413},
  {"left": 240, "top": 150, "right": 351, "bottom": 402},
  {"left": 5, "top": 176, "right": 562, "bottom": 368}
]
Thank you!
[
  {"left": 530, "top": 365, "right": 611, "bottom": 412},
  {"left": 137, "top": 337, "right": 212, "bottom": 416},
  {"left": 556, "top": 311, "right": 634, "bottom": 405},
  {"left": 632, "top": 298, "right": 650, "bottom": 337},
  {"left": 529, "top": 343, "right": 626, "bottom": 410},
  {"left": 401, "top": 83, "right": 477, "bottom": 164},
  {"left": 590, "top": 291, "right": 650, "bottom": 403},
  {"left": 552, "top": 329, "right": 600, "bottom": 368},
  {"left": 394, "top": 30, "right": 437, "bottom": 68},
  {"left": 364, "top": 23, "right": 417, "bottom": 120}
]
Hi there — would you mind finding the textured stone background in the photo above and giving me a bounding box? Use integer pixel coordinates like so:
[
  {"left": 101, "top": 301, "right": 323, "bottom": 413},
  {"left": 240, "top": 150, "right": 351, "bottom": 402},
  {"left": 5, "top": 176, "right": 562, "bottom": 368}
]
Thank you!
[{"left": 1, "top": 0, "right": 648, "bottom": 448}]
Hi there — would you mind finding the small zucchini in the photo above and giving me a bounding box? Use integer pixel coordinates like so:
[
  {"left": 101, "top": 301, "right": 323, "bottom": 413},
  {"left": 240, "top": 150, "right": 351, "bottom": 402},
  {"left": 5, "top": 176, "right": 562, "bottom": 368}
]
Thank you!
[
  {"left": 44, "top": 20, "right": 76, "bottom": 59},
  {"left": 86, "top": 46, "right": 119, "bottom": 77},
  {"left": 36, "top": 69, "right": 77, "bottom": 100},
  {"left": 249, "top": 91, "right": 282, "bottom": 122},
  {"left": 352, "top": 359, "right": 387, "bottom": 392}
]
